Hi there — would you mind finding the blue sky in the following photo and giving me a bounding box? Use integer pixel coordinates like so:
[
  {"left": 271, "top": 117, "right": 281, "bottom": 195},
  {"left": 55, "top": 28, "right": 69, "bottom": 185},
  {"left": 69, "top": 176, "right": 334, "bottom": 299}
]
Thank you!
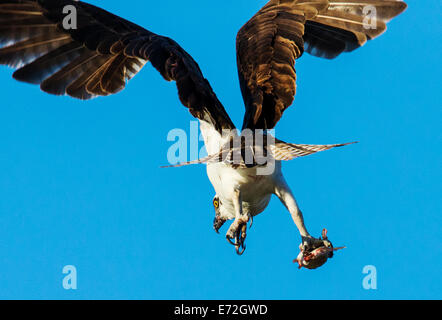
[{"left": 0, "top": 0, "right": 440, "bottom": 299}]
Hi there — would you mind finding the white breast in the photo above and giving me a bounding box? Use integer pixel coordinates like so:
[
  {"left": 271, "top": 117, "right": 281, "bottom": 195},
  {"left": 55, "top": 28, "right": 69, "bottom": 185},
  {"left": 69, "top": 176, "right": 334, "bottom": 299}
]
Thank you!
[
  {"left": 198, "top": 119, "right": 283, "bottom": 220},
  {"left": 206, "top": 161, "right": 282, "bottom": 220}
]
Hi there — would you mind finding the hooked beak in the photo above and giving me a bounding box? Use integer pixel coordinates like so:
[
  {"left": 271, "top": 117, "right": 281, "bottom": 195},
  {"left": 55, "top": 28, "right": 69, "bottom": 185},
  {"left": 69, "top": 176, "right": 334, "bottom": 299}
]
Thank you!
[{"left": 213, "top": 216, "right": 226, "bottom": 234}]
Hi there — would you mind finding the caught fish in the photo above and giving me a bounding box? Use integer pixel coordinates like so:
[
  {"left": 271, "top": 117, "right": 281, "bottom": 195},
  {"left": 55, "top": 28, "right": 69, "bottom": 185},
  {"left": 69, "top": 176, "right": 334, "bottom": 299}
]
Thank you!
[{"left": 294, "top": 229, "right": 345, "bottom": 270}]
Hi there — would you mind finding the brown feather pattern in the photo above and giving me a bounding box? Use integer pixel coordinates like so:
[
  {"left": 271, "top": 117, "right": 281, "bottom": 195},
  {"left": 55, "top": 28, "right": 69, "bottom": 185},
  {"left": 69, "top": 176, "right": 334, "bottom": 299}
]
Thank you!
[
  {"left": 237, "top": 0, "right": 407, "bottom": 130},
  {"left": 0, "top": 0, "right": 235, "bottom": 133},
  {"left": 0, "top": 0, "right": 406, "bottom": 135}
]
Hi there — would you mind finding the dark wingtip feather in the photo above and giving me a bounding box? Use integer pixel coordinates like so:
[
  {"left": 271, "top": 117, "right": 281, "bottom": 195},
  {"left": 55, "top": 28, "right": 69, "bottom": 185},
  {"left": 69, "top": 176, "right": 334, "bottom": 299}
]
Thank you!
[
  {"left": 40, "top": 80, "right": 66, "bottom": 96},
  {"left": 397, "top": 1, "right": 408, "bottom": 15},
  {"left": 12, "top": 68, "right": 41, "bottom": 84},
  {"left": 335, "top": 141, "right": 359, "bottom": 147}
]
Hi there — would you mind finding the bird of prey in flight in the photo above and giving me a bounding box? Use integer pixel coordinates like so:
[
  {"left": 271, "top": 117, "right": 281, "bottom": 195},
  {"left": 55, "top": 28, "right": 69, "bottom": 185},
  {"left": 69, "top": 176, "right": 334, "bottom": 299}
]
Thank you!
[{"left": 0, "top": 0, "right": 407, "bottom": 263}]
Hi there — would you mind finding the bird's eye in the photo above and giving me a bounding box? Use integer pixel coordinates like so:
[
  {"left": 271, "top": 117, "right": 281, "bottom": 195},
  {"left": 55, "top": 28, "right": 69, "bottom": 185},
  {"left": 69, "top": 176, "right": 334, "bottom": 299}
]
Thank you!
[{"left": 213, "top": 199, "right": 219, "bottom": 208}]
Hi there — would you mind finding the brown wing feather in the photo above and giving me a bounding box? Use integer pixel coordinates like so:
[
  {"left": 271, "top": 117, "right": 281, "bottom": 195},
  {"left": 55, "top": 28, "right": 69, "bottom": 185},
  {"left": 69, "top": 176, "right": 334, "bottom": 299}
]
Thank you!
[
  {"left": 0, "top": 0, "right": 235, "bottom": 133},
  {"left": 237, "top": 0, "right": 407, "bottom": 130},
  {"left": 305, "top": 0, "right": 407, "bottom": 58}
]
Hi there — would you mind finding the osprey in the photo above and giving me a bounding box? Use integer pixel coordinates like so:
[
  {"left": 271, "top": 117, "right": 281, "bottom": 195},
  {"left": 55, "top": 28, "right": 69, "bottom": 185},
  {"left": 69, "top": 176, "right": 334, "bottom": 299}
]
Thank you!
[{"left": 0, "top": 0, "right": 407, "bottom": 261}]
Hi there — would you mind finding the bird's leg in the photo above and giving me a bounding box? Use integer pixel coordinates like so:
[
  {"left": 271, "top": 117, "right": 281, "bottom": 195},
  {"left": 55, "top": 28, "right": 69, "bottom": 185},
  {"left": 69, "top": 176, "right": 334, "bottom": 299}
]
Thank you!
[
  {"left": 225, "top": 188, "right": 249, "bottom": 255},
  {"left": 275, "top": 177, "right": 326, "bottom": 253}
]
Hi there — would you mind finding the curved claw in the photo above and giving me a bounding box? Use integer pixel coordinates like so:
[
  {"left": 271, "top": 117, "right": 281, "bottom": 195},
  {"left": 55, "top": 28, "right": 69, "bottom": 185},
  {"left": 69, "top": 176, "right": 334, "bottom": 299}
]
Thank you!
[
  {"left": 226, "top": 219, "right": 248, "bottom": 255},
  {"left": 236, "top": 242, "right": 246, "bottom": 255},
  {"left": 301, "top": 235, "right": 325, "bottom": 253},
  {"left": 226, "top": 235, "right": 236, "bottom": 246},
  {"left": 249, "top": 214, "right": 254, "bottom": 229}
]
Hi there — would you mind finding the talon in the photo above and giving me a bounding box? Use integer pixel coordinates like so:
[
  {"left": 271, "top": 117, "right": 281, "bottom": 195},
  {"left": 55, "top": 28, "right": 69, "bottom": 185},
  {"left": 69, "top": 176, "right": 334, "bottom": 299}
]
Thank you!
[
  {"left": 225, "top": 217, "right": 249, "bottom": 254},
  {"left": 241, "top": 223, "right": 247, "bottom": 239},
  {"left": 296, "top": 229, "right": 345, "bottom": 270},
  {"left": 236, "top": 242, "right": 246, "bottom": 255},
  {"left": 226, "top": 234, "right": 236, "bottom": 246},
  {"left": 302, "top": 234, "right": 327, "bottom": 253},
  {"left": 249, "top": 214, "right": 254, "bottom": 229}
]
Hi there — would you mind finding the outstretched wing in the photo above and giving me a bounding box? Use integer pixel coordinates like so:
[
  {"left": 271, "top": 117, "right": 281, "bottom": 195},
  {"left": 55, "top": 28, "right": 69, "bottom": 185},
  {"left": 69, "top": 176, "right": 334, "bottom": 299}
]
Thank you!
[
  {"left": 0, "top": 0, "right": 235, "bottom": 133},
  {"left": 236, "top": 0, "right": 407, "bottom": 130}
]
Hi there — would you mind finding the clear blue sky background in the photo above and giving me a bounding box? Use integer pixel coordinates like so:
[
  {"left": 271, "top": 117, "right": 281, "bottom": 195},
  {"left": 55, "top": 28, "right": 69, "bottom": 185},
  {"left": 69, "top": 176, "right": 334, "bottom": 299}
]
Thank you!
[{"left": 0, "top": 0, "right": 440, "bottom": 300}]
